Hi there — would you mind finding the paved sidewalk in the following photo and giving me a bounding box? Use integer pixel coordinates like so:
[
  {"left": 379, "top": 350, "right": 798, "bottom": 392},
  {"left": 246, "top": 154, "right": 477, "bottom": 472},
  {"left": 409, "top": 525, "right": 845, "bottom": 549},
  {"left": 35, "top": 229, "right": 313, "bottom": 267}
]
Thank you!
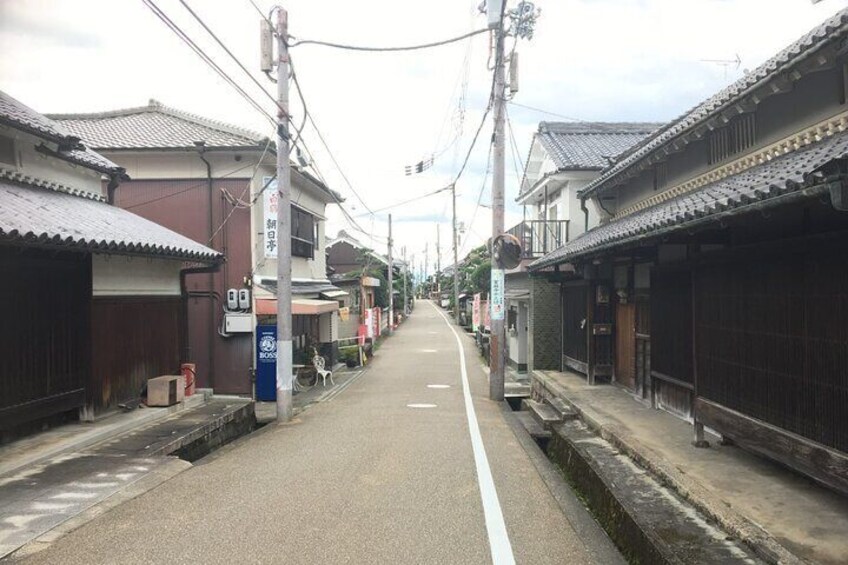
[
  {"left": 1, "top": 399, "right": 252, "bottom": 560},
  {"left": 534, "top": 370, "right": 848, "bottom": 564},
  {"left": 15, "top": 301, "right": 621, "bottom": 564}
]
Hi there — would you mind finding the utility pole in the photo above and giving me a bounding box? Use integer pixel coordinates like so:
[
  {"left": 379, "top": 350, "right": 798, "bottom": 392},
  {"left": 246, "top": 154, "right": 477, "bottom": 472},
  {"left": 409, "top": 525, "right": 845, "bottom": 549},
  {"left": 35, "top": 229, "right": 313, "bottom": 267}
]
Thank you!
[
  {"left": 272, "top": 7, "right": 293, "bottom": 421},
  {"left": 402, "top": 246, "right": 408, "bottom": 317},
  {"left": 387, "top": 214, "right": 393, "bottom": 335},
  {"left": 452, "top": 183, "right": 460, "bottom": 325},
  {"left": 436, "top": 225, "right": 441, "bottom": 297},
  {"left": 423, "top": 243, "right": 428, "bottom": 297},
  {"left": 489, "top": 8, "right": 507, "bottom": 402}
]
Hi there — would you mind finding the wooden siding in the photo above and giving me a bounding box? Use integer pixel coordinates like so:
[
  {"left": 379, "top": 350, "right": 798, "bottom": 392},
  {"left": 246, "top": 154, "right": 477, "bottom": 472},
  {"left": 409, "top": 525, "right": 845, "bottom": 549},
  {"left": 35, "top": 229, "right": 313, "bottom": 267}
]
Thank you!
[
  {"left": 115, "top": 179, "right": 253, "bottom": 394},
  {"left": 695, "top": 247, "right": 848, "bottom": 453},
  {"left": 90, "top": 297, "right": 181, "bottom": 413},
  {"left": 0, "top": 247, "right": 90, "bottom": 429}
]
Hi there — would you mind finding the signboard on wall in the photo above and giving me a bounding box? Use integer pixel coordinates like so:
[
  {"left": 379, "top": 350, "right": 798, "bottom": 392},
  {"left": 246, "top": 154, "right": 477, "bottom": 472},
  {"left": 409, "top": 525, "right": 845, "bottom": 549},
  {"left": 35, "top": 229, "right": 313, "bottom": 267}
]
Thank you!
[
  {"left": 263, "top": 176, "right": 278, "bottom": 259},
  {"left": 472, "top": 293, "right": 481, "bottom": 331},
  {"left": 255, "top": 325, "right": 277, "bottom": 401},
  {"left": 491, "top": 268, "right": 505, "bottom": 320}
]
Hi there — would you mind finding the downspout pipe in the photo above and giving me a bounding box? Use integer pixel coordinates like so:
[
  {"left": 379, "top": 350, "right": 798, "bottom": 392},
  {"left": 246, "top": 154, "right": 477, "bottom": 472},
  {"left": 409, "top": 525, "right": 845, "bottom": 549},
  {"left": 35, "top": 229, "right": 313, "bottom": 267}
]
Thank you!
[
  {"left": 195, "top": 141, "right": 217, "bottom": 389},
  {"left": 581, "top": 195, "right": 589, "bottom": 232}
]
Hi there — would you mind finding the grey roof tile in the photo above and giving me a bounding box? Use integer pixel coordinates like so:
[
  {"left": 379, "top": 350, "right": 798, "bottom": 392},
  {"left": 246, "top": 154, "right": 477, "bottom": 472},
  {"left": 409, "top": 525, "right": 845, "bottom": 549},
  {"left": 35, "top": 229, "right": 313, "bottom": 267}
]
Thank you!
[
  {"left": 530, "top": 129, "right": 848, "bottom": 270},
  {"left": 538, "top": 122, "right": 660, "bottom": 170},
  {"left": 580, "top": 8, "right": 848, "bottom": 197},
  {"left": 49, "top": 100, "right": 268, "bottom": 150},
  {"left": 519, "top": 122, "right": 661, "bottom": 198},
  {"left": 0, "top": 180, "right": 221, "bottom": 261},
  {"left": 0, "top": 91, "right": 123, "bottom": 174}
]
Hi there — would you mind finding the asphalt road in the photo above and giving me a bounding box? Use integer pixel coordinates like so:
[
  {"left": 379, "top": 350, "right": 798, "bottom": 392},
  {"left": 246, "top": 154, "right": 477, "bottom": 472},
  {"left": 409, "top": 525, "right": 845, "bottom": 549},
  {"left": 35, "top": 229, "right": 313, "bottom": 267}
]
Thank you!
[{"left": 16, "top": 301, "right": 621, "bottom": 564}]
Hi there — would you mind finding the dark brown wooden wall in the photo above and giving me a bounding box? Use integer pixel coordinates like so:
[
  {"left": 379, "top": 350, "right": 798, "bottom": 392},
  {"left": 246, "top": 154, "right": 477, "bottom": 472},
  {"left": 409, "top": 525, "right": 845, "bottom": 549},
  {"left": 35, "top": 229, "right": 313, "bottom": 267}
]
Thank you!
[
  {"left": 562, "top": 284, "right": 588, "bottom": 365},
  {"left": 651, "top": 268, "right": 693, "bottom": 384},
  {"left": 0, "top": 247, "right": 90, "bottom": 429},
  {"left": 90, "top": 297, "right": 181, "bottom": 413},
  {"left": 327, "top": 241, "right": 363, "bottom": 276},
  {"left": 114, "top": 178, "right": 253, "bottom": 394},
  {"left": 695, "top": 247, "right": 848, "bottom": 453}
]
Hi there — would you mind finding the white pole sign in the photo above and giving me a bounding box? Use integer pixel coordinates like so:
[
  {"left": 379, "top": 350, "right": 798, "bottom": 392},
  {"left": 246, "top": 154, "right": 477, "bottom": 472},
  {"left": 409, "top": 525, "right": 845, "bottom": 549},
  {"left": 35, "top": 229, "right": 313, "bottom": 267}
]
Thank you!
[
  {"left": 263, "top": 176, "right": 278, "bottom": 259},
  {"left": 491, "top": 268, "right": 505, "bottom": 320}
]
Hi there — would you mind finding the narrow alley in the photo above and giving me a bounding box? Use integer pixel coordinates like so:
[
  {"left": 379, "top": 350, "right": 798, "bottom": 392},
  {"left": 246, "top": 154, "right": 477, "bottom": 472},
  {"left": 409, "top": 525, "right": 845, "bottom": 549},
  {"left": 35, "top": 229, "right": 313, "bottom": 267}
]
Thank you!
[{"left": 12, "top": 302, "right": 621, "bottom": 565}]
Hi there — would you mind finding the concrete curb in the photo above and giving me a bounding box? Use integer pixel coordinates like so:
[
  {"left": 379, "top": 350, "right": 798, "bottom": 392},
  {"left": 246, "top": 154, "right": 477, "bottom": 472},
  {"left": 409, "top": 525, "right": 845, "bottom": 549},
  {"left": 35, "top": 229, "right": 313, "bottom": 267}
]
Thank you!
[
  {"left": 0, "top": 392, "right": 210, "bottom": 480},
  {"left": 6, "top": 458, "right": 192, "bottom": 562},
  {"left": 499, "top": 403, "right": 626, "bottom": 565},
  {"left": 532, "top": 370, "right": 806, "bottom": 565}
]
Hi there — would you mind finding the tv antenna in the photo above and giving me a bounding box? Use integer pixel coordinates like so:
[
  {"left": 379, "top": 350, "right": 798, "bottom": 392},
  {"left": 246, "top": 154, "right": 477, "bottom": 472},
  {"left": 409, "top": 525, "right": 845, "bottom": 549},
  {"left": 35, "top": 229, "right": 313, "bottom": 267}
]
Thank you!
[{"left": 700, "top": 53, "right": 742, "bottom": 79}]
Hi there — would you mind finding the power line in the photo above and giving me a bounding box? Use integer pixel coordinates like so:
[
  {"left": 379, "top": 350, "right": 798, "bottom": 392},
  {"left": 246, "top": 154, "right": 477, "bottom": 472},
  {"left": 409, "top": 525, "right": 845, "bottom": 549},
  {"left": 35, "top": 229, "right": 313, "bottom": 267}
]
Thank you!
[
  {"left": 460, "top": 141, "right": 493, "bottom": 254},
  {"left": 208, "top": 137, "right": 274, "bottom": 243},
  {"left": 354, "top": 185, "right": 453, "bottom": 217},
  {"left": 124, "top": 160, "right": 262, "bottom": 210},
  {"left": 142, "top": 0, "right": 276, "bottom": 127},
  {"left": 289, "top": 60, "right": 375, "bottom": 217},
  {"left": 178, "top": 0, "right": 284, "bottom": 116},
  {"left": 290, "top": 28, "right": 489, "bottom": 52}
]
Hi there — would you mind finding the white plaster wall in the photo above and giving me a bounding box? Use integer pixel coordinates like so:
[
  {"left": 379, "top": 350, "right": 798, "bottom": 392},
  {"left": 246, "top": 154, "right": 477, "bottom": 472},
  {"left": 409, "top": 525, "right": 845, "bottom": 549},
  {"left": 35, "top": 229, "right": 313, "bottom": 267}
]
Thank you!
[
  {"left": 92, "top": 254, "right": 182, "bottom": 296},
  {"left": 2, "top": 128, "right": 105, "bottom": 199}
]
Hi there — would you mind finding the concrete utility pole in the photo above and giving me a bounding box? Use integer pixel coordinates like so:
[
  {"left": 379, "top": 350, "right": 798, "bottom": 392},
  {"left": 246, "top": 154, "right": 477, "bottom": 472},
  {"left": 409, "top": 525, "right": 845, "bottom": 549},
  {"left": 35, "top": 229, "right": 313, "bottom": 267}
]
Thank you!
[
  {"left": 273, "top": 7, "right": 294, "bottom": 421},
  {"left": 423, "top": 243, "right": 428, "bottom": 297},
  {"left": 436, "top": 225, "right": 441, "bottom": 296},
  {"left": 489, "top": 12, "right": 507, "bottom": 402},
  {"left": 402, "top": 246, "right": 408, "bottom": 316},
  {"left": 387, "top": 213, "right": 393, "bottom": 335},
  {"left": 452, "top": 183, "right": 460, "bottom": 325}
]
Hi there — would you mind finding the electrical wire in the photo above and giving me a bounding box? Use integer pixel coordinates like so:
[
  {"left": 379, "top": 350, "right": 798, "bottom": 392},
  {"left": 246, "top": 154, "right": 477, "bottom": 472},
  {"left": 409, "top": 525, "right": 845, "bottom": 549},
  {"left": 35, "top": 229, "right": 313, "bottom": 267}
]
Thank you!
[
  {"left": 354, "top": 185, "right": 453, "bottom": 218},
  {"left": 289, "top": 61, "right": 375, "bottom": 217},
  {"left": 208, "top": 137, "right": 274, "bottom": 243},
  {"left": 142, "top": 0, "right": 276, "bottom": 127},
  {"left": 289, "top": 28, "right": 489, "bottom": 52},
  {"left": 459, "top": 141, "right": 493, "bottom": 254},
  {"left": 178, "top": 0, "right": 286, "bottom": 118},
  {"left": 124, "top": 159, "right": 262, "bottom": 210}
]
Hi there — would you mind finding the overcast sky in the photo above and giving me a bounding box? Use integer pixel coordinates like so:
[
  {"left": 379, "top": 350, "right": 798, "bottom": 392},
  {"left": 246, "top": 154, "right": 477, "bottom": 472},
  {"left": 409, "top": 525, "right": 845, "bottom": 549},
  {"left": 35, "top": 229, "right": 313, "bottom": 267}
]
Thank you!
[{"left": 2, "top": 0, "right": 846, "bottom": 275}]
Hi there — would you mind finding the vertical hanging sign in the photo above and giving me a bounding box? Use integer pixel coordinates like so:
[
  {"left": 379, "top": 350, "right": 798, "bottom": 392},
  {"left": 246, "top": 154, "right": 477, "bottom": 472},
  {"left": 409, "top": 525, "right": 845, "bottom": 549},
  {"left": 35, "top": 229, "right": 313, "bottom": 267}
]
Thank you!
[
  {"left": 491, "top": 268, "right": 505, "bottom": 320},
  {"left": 263, "top": 176, "right": 279, "bottom": 259}
]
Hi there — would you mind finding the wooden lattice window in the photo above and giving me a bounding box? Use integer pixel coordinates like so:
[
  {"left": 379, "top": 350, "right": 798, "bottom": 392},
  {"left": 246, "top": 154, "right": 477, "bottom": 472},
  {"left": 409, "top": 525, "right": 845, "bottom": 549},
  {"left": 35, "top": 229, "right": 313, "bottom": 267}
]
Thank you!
[{"left": 708, "top": 113, "right": 756, "bottom": 165}]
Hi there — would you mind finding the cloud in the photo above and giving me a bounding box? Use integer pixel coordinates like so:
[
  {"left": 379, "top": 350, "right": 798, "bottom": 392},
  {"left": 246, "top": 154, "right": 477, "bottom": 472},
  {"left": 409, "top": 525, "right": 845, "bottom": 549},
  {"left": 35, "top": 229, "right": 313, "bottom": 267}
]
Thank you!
[{"left": 1, "top": 0, "right": 846, "bottom": 273}]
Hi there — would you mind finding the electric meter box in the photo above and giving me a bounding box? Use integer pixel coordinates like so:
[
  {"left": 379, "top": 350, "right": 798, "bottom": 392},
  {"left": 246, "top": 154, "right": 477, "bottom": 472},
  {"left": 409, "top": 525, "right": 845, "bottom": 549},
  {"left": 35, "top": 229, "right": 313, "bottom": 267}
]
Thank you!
[{"left": 224, "top": 313, "right": 252, "bottom": 333}]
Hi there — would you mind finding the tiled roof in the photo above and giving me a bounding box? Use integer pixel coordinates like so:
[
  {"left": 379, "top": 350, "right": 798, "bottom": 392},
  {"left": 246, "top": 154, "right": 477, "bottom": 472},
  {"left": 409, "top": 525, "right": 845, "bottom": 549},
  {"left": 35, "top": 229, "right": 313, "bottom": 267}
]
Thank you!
[
  {"left": 537, "top": 122, "right": 661, "bottom": 170},
  {"left": 49, "top": 99, "right": 268, "bottom": 150},
  {"left": 530, "top": 129, "right": 848, "bottom": 270},
  {"left": 0, "top": 91, "right": 123, "bottom": 175},
  {"left": 0, "top": 180, "right": 221, "bottom": 261},
  {"left": 580, "top": 8, "right": 848, "bottom": 198}
]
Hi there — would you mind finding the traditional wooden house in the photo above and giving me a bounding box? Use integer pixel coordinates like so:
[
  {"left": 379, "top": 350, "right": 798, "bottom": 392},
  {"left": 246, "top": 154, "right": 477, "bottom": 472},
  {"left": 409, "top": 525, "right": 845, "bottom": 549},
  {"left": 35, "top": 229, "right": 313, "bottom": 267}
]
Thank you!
[
  {"left": 52, "top": 100, "right": 344, "bottom": 394},
  {"left": 508, "top": 122, "right": 660, "bottom": 374},
  {"left": 0, "top": 91, "right": 220, "bottom": 438},
  {"left": 530, "top": 9, "right": 848, "bottom": 494}
]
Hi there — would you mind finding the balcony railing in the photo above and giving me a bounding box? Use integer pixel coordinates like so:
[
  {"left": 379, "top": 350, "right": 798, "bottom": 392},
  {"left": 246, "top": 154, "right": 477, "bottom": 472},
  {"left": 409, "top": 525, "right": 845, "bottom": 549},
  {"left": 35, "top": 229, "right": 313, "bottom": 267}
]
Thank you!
[{"left": 507, "top": 220, "right": 570, "bottom": 259}]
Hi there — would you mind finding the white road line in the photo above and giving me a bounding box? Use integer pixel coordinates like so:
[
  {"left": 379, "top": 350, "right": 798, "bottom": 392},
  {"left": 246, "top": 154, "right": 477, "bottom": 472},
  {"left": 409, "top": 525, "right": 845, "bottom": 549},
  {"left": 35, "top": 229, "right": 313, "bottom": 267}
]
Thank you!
[{"left": 429, "top": 301, "right": 515, "bottom": 565}]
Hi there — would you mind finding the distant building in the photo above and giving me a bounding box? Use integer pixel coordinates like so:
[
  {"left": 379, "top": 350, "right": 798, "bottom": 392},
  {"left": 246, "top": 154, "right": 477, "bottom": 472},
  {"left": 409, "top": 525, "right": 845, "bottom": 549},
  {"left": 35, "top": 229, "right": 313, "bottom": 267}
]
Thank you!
[
  {"left": 0, "top": 91, "right": 220, "bottom": 437},
  {"left": 53, "top": 100, "right": 344, "bottom": 393},
  {"left": 507, "top": 122, "right": 660, "bottom": 374}
]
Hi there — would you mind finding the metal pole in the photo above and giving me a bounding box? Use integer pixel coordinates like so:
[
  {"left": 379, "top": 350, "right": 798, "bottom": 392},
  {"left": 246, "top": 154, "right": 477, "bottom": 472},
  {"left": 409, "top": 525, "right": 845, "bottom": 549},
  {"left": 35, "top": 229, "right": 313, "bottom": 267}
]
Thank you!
[
  {"left": 452, "top": 183, "right": 460, "bottom": 325},
  {"left": 387, "top": 213, "right": 393, "bottom": 335},
  {"left": 275, "top": 7, "right": 294, "bottom": 422},
  {"left": 489, "top": 21, "right": 506, "bottom": 402}
]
